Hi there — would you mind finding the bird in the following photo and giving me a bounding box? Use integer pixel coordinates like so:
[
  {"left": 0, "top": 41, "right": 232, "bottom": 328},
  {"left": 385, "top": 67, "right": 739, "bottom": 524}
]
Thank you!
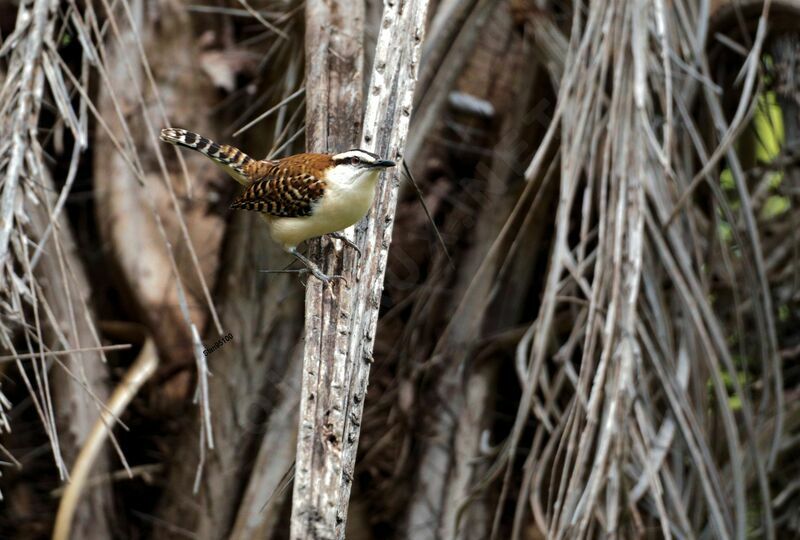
[{"left": 159, "top": 127, "right": 395, "bottom": 284}]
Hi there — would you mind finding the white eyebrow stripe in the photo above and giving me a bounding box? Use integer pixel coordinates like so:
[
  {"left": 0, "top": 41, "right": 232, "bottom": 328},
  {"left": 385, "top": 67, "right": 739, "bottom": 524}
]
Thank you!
[{"left": 332, "top": 150, "right": 378, "bottom": 163}]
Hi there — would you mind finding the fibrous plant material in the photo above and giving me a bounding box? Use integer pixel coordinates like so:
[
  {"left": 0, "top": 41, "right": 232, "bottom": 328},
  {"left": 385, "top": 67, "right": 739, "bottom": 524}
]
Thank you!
[
  {"left": 152, "top": 3, "right": 309, "bottom": 535},
  {"left": 0, "top": 0, "right": 116, "bottom": 536},
  {"left": 482, "top": 1, "right": 781, "bottom": 538},
  {"left": 92, "top": 0, "right": 225, "bottom": 393}
]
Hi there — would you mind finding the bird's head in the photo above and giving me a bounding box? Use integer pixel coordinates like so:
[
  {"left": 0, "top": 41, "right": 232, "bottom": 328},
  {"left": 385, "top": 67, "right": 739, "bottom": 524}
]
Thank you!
[{"left": 327, "top": 149, "right": 395, "bottom": 186}]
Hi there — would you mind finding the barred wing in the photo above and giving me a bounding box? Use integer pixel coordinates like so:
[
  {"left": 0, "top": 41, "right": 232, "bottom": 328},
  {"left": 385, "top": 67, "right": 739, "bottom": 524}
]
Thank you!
[{"left": 230, "top": 173, "right": 327, "bottom": 218}]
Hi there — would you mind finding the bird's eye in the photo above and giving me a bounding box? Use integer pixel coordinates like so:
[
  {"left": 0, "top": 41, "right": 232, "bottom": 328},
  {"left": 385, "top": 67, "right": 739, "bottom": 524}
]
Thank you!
[{"left": 350, "top": 157, "right": 360, "bottom": 166}]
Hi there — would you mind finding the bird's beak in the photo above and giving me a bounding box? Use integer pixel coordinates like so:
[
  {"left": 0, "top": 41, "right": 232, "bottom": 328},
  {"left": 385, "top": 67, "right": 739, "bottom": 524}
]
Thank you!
[{"left": 371, "top": 159, "right": 396, "bottom": 169}]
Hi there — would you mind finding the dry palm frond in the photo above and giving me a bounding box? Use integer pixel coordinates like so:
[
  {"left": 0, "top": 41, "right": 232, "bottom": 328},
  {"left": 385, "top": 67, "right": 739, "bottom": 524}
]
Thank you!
[
  {"left": 486, "top": 1, "right": 781, "bottom": 538},
  {"left": 360, "top": 1, "right": 795, "bottom": 539},
  {"left": 0, "top": 0, "right": 118, "bottom": 533}
]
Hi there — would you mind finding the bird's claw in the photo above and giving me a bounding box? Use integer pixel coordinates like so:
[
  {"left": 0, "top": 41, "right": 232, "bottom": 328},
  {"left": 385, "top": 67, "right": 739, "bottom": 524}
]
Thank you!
[
  {"left": 314, "top": 271, "right": 348, "bottom": 290},
  {"left": 301, "top": 263, "right": 348, "bottom": 288},
  {"left": 286, "top": 246, "right": 349, "bottom": 291},
  {"left": 328, "top": 233, "right": 362, "bottom": 259}
]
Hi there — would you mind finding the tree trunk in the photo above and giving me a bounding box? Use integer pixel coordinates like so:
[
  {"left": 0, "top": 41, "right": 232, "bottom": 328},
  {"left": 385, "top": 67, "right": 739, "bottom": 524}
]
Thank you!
[{"left": 291, "top": 0, "right": 432, "bottom": 537}]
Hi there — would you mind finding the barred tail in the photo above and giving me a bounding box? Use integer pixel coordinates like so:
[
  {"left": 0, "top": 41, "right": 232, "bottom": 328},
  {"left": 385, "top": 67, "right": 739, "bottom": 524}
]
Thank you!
[{"left": 159, "top": 127, "right": 255, "bottom": 185}]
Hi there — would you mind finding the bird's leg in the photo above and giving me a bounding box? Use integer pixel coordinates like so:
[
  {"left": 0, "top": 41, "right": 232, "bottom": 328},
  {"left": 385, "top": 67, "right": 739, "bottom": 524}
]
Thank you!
[
  {"left": 327, "top": 232, "right": 361, "bottom": 258},
  {"left": 287, "top": 247, "right": 347, "bottom": 287}
]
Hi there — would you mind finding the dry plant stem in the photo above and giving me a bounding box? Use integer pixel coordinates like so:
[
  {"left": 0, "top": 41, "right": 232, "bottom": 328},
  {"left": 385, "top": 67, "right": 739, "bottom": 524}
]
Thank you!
[
  {"left": 703, "top": 7, "right": 783, "bottom": 474},
  {"left": 0, "top": 0, "right": 115, "bottom": 535},
  {"left": 480, "top": 1, "right": 778, "bottom": 537},
  {"left": 416, "top": 0, "right": 481, "bottom": 100},
  {"left": 291, "top": 0, "right": 364, "bottom": 537},
  {"left": 229, "top": 351, "right": 302, "bottom": 540},
  {"left": 291, "top": 0, "right": 431, "bottom": 537},
  {"left": 528, "top": 9, "right": 569, "bottom": 86},
  {"left": 53, "top": 338, "right": 158, "bottom": 540},
  {"left": 0, "top": 345, "right": 131, "bottom": 363},
  {"left": 0, "top": 0, "right": 97, "bottom": 530},
  {"left": 404, "top": 0, "right": 495, "bottom": 166},
  {"left": 153, "top": 6, "right": 307, "bottom": 531},
  {"left": 26, "top": 178, "right": 115, "bottom": 539},
  {"left": 0, "top": 0, "right": 56, "bottom": 268},
  {"left": 88, "top": 0, "right": 225, "bottom": 481},
  {"left": 92, "top": 0, "right": 223, "bottom": 373},
  {"left": 403, "top": 15, "right": 547, "bottom": 538},
  {"left": 154, "top": 209, "right": 303, "bottom": 539}
]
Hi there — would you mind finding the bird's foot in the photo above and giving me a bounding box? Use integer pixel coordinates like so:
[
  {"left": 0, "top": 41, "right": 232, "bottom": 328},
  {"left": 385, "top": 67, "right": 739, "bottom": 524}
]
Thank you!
[
  {"left": 327, "top": 232, "right": 361, "bottom": 258},
  {"left": 261, "top": 267, "right": 347, "bottom": 289},
  {"left": 307, "top": 266, "right": 348, "bottom": 289},
  {"left": 287, "top": 247, "right": 348, "bottom": 290}
]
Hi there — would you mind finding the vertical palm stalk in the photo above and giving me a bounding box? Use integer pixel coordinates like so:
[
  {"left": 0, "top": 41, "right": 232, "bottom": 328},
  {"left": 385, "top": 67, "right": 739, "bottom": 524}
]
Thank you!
[{"left": 292, "top": 0, "right": 432, "bottom": 537}]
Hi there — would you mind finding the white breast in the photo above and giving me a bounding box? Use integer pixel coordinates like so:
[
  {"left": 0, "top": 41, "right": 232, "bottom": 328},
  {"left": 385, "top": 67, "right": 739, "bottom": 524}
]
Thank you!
[{"left": 267, "top": 168, "right": 381, "bottom": 249}]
